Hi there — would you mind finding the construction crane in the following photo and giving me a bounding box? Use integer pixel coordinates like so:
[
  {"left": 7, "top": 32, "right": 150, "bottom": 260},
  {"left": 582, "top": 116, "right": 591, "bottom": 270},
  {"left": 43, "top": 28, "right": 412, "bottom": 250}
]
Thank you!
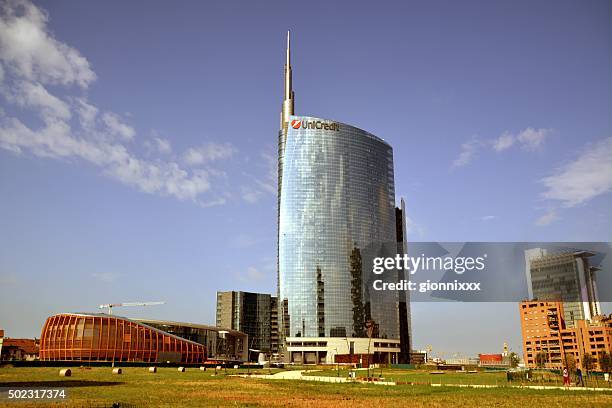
[{"left": 99, "top": 301, "right": 165, "bottom": 315}]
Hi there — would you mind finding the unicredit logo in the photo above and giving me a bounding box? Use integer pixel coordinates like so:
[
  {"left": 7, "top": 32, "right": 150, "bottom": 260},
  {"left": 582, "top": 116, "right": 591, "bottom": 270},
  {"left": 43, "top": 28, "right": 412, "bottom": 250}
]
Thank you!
[{"left": 290, "top": 118, "right": 340, "bottom": 131}]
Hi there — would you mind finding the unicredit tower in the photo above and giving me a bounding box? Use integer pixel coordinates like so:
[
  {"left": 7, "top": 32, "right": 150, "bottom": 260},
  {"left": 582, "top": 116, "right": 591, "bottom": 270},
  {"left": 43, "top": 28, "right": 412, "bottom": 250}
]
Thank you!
[{"left": 277, "top": 32, "right": 411, "bottom": 364}]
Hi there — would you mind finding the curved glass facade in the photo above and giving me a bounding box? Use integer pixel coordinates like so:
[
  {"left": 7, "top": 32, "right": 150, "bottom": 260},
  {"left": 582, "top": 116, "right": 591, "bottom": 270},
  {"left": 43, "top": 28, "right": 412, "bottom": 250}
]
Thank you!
[
  {"left": 278, "top": 116, "right": 400, "bottom": 341},
  {"left": 40, "top": 313, "right": 205, "bottom": 364}
]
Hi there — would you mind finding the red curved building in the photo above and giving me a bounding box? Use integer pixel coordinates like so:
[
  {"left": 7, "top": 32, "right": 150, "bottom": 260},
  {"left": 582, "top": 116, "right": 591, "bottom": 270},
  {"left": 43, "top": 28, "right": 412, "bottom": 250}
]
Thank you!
[{"left": 40, "top": 313, "right": 205, "bottom": 364}]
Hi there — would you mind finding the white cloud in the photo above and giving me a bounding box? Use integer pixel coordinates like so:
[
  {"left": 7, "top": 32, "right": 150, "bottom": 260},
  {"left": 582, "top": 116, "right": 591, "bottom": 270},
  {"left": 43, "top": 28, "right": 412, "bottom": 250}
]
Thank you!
[
  {"left": 452, "top": 138, "right": 480, "bottom": 168},
  {"left": 492, "top": 128, "right": 551, "bottom": 152},
  {"left": 240, "top": 150, "right": 276, "bottom": 203},
  {"left": 456, "top": 128, "right": 552, "bottom": 168},
  {"left": 0, "top": 117, "right": 76, "bottom": 157},
  {"left": 540, "top": 137, "right": 612, "bottom": 207},
  {"left": 198, "top": 197, "right": 227, "bottom": 208},
  {"left": 257, "top": 151, "right": 277, "bottom": 194},
  {"left": 0, "top": 117, "right": 214, "bottom": 200},
  {"left": 0, "top": 0, "right": 95, "bottom": 88},
  {"left": 107, "top": 153, "right": 211, "bottom": 201},
  {"left": 102, "top": 112, "right": 135, "bottom": 141},
  {"left": 535, "top": 209, "right": 558, "bottom": 226},
  {"left": 143, "top": 132, "right": 172, "bottom": 155},
  {"left": 239, "top": 266, "right": 265, "bottom": 283},
  {"left": 183, "top": 142, "right": 236, "bottom": 165},
  {"left": 241, "top": 186, "right": 263, "bottom": 204},
  {"left": 3, "top": 80, "right": 70, "bottom": 121},
  {"left": 246, "top": 266, "right": 264, "bottom": 281},
  {"left": 481, "top": 215, "right": 497, "bottom": 221},
  {"left": 492, "top": 132, "right": 514, "bottom": 152},
  {"left": 153, "top": 137, "right": 171, "bottom": 154},
  {"left": 0, "top": 1, "right": 229, "bottom": 205},
  {"left": 75, "top": 97, "right": 98, "bottom": 129},
  {"left": 517, "top": 127, "right": 551, "bottom": 151},
  {"left": 404, "top": 214, "right": 425, "bottom": 238}
]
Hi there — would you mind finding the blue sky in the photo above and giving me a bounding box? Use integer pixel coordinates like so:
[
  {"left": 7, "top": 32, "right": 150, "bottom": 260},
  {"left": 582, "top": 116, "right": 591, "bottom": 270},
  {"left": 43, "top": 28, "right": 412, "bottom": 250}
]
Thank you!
[{"left": 0, "top": 0, "right": 610, "bottom": 357}]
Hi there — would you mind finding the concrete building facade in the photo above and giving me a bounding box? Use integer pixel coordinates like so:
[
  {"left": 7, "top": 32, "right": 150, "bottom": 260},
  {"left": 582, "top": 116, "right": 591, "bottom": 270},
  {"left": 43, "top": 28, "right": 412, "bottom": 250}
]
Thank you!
[
  {"left": 285, "top": 337, "right": 401, "bottom": 366},
  {"left": 519, "top": 300, "right": 612, "bottom": 371},
  {"left": 0, "top": 337, "right": 39, "bottom": 361}
]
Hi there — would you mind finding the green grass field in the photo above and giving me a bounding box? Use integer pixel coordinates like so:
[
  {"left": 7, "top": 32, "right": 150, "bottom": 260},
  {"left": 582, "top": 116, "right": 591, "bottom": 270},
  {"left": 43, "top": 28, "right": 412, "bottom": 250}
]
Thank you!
[
  {"left": 303, "top": 367, "right": 612, "bottom": 387},
  {"left": 304, "top": 367, "right": 511, "bottom": 385},
  {"left": 1, "top": 367, "right": 611, "bottom": 407}
]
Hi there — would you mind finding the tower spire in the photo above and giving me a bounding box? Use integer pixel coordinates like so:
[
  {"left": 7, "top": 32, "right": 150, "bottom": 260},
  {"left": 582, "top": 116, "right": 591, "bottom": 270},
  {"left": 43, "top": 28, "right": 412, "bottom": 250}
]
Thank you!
[
  {"left": 281, "top": 30, "right": 295, "bottom": 129},
  {"left": 286, "top": 30, "right": 291, "bottom": 75}
]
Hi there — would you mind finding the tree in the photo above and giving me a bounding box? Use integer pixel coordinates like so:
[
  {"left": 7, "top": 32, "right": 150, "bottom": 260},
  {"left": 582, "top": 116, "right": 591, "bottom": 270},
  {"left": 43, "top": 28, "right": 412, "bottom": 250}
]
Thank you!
[
  {"left": 509, "top": 352, "right": 520, "bottom": 368},
  {"left": 582, "top": 353, "right": 595, "bottom": 375},
  {"left": 316, "top": 266, "right": 325, "bottom": 337},
  {"left": 350, "top": 246, "right": 365, "bottom": 337},
  {"left": 564, "top": 353, "right": 576, "bottom": 373},
  {"left": 599, "top": 351, "right": 612, "bottom": 375},
  {"left": 535, "top": 351, "right": 547, "bottom": 368}
]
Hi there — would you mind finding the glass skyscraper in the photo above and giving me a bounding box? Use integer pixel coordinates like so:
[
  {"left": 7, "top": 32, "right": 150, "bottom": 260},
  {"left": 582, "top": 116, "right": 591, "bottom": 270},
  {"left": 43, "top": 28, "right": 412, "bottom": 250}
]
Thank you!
[
  {"left": 524, "top": 248, "right": 601, "bottom": 327},
  {"left": 277, "top": 32, "right": 410, "bottom": 363},
  {"left": 216, "top": 291, "right": 277, "bottom": 355}
]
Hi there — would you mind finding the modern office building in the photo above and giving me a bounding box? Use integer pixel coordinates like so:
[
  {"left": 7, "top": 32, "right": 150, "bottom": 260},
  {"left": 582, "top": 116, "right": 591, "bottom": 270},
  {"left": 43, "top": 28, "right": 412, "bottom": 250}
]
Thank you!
[
  {"left": 216, "top": 291, "right": 277, "bottom": 356},
  {"left": 395, "top": 199, "right": 411, "bottom": 362},
  {"left": 525, "top": 249, "right": 601, "bottom": 327},
  {"left": 277, "top": 32, "right": 411, "bottom": 363},
  {"left": 519, "top": 300, "right": 612, "bottom": 371},
  {"left": 39, "top": 313, "right": 206, "bottom": 364},
  {"left": 136, "top": 318, "right": 247, "bottom": 362},
  {"left": 270, "top": 296, "right": 280, "bottom": 354}
]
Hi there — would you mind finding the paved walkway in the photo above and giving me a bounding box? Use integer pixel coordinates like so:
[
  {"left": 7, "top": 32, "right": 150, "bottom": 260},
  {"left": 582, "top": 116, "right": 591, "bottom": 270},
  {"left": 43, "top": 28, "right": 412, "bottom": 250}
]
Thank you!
[
  {"left": 236, "top": 370, "right": 395, "bottom": 385},
  {"left": 236, "top": 370, "right": 348, "bottom": 383}
]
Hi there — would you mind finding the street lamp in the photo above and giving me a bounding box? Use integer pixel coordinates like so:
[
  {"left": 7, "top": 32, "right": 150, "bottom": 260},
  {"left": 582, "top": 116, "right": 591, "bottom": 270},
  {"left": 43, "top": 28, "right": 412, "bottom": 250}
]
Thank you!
[
  {"left": 366, "top": 320, "right": 375, "bottom": 379},
  {"left": 334, "top": 347, "right": 339, "bottom": 377}
]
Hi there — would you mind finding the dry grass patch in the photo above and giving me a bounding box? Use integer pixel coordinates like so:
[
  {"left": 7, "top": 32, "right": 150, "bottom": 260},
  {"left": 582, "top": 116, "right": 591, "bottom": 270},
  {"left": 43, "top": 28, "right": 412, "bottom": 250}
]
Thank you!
[{"left": 1, "top": 367, "right": 611, "bottom": 407}]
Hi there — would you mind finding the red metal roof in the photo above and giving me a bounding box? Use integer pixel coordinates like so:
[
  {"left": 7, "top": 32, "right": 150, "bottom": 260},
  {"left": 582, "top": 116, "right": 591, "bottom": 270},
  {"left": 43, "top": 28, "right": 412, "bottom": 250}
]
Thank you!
[
  {"left": 2, "top": 338, "right": 39, "bottom": 355},
  {"left": 479, "top": 354, "right": 503, "bottom": 362}
]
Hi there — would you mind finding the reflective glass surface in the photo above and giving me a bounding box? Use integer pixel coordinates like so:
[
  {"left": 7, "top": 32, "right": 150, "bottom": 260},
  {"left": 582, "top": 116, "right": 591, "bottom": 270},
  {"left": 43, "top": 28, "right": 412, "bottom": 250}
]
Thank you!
[{"left": 278, "top": 116, "right": 400, "bottom": 341}]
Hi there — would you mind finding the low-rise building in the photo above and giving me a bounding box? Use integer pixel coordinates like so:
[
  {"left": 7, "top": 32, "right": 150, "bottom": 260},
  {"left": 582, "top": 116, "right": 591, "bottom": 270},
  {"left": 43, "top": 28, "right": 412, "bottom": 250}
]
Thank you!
[
  {"left": 136, "top": 319, "right": 247, "bottom": 362},
  {"left": 445, "top": 357, "right": 479, "bottom": 366},
  {"left": 40, "top": 313, "right": 206, "bottom": 364},
  {"left": 478, "top": 353, "right": 510, "bottom": 367},
  {"left": 0, "top": 338, "right": 39, "bottom": 361},
  {"left": 285, "top": 337, "right": 401, "bottom": 365}
]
